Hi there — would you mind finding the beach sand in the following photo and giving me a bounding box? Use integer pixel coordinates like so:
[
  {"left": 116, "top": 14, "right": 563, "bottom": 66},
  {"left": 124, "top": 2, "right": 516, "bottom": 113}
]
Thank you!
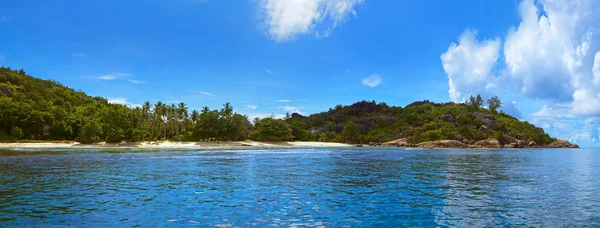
[{"left": 0, "top": 141, "right": 353, "bottom": 149}]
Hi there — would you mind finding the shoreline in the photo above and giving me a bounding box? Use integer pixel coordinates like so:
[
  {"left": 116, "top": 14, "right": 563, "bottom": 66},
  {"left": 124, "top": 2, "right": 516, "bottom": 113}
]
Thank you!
[
  {"left": 0, "top": 139, "right": 579, "bottom": 149},
  {"left": 0, "top": 141, "right": 355, "bottom": 149}
]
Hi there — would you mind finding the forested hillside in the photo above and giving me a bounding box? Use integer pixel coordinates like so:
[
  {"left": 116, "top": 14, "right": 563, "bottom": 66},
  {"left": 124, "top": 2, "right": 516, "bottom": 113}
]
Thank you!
[
  {"left": 0, "top": 67, "right": 562, "bottom": 147},
  {"left": 286, "top": 100, "right": 555, "bottom": 146},
  {"left": 0, "top": 67, "right": 252, "bottom": 143}
]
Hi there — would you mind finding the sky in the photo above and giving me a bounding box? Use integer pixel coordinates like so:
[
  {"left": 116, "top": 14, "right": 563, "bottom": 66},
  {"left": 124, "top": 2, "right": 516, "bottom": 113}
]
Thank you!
[{"left": 1, "top": 0, "right": 600, "bottom": 146}]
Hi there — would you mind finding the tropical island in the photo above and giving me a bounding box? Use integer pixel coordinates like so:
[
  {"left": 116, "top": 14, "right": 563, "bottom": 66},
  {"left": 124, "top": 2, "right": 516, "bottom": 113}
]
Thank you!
[{"left": 0, "top": 67, "right": 578, "bottom": 149}]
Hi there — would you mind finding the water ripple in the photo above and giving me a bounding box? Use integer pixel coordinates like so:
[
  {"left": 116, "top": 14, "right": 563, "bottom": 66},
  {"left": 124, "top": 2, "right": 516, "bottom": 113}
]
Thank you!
[{"left": 0, "top": 148, "right": 599, "bottom": 227}]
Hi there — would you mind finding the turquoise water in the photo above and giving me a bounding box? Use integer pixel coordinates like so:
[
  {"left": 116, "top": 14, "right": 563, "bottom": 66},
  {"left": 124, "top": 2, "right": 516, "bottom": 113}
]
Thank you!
[{"left": 0, "top": 148, "right": 599, "bottom": 227}]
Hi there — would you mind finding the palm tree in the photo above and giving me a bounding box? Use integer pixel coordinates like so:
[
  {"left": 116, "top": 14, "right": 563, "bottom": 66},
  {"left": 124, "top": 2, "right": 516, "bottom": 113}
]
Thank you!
[
  {"left": 178, "top": 102, "right": 188, "bottom": 135},
  {"left": 191, "top": 110, "right": 199, "bottom": 122},
  {"left": 142, "top": 101, "right": 152, "bottom": 139},
  {"left": 221, "top": 102, "right": 233, "bottom": 117},
  {"left": 154, "top": 101, "right": 166, "bottom": 139}
]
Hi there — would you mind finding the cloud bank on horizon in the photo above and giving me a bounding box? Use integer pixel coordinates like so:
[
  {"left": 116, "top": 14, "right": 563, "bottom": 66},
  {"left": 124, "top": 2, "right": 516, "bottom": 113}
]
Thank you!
[{"left": 441, "top": 0, "right": 600, "bottom": 146}]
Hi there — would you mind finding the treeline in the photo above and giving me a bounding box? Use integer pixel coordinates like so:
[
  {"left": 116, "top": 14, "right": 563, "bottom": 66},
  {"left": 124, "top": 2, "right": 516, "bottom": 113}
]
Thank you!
[
  {"left": 0, "top": 67, "right": 555, "bottom": 145},
  {"left": 0, "top": 67, "right": 289, "bottom": 143},
  {"left": 283, "top": 99, "right": 553, "bottom": 145}
]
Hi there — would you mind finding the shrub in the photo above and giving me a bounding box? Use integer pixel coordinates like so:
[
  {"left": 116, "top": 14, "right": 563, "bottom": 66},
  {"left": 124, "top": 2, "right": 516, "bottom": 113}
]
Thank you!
[{"left": 10, "top": 127, "right": 23, "bottom": 139}]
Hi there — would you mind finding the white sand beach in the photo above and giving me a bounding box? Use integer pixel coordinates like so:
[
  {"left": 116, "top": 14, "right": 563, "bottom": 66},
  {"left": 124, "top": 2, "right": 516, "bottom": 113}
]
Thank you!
[{"left": 0, "top": 141, "right": 354, "bottom": 149}]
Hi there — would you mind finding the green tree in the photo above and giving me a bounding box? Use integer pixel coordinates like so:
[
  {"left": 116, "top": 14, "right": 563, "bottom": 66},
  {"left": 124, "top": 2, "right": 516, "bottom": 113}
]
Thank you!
[
  {"left": 79, "top": 120, "right": 102, "bottom": 144},
  {"left": 475, "top": 95, "right": 483, "bottom": 107},
  {"left": 341, "top": 121, "right": 360, "bottom": 143},
  {"left": 10, "top": 126, "right": 23, "bottom": 139},
  {"left": 251, "top": 118, "right": 293, "bottom": 141},
  {"left": 487, "top": 96, "right": 502, "bottom": 114}
]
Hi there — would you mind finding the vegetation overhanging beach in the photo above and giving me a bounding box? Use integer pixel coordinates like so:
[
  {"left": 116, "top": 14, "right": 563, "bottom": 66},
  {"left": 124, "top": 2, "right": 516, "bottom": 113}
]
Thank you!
[{"left": 0, "top": 67, "right": 578, "bottom": 149}]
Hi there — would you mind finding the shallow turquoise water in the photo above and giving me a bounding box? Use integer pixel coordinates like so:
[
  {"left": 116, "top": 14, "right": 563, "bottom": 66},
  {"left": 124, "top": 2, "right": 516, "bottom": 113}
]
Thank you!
[{"left": 0, "top": 147, "right": 599, "bottom": 227}]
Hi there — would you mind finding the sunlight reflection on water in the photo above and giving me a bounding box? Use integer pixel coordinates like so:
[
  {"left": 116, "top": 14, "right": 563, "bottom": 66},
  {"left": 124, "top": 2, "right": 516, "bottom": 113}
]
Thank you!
[{"left": 0, "top": 147, "right": 599, "bottom": 227}]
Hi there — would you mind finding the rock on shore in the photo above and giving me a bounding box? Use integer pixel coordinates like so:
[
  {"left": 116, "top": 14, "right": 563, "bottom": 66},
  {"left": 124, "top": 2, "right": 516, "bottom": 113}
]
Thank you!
[
  {"left": 382, "top": 138, "right": 579, "bottom": 149},
  {"left": 547, "top": 139, "right": 580, "bottom": 148},
  {"left": 415, "top": 140, "right": 467, "bottom": 148},
  {"left": 471, "top": 139, "right": 502, "bottom": 148},
  {"left": 381, "top": 138, "right": 412, "bottom": 147}
]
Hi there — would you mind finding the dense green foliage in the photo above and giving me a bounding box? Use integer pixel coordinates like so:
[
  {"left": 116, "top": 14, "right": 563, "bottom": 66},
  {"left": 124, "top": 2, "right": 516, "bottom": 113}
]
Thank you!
[
  {"left": 284, "top": 100, "right": 554, "bottom": 145},
  {"left": 0, "top": 67, "right": 253, "bottom": 143},
  {"left": 0, "top": 67, "right": 555, "bottom": 145}
]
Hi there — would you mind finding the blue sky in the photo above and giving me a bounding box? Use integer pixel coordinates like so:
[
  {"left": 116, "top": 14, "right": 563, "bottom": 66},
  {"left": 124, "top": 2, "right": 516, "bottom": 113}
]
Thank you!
[{"left": 1, "top": 0, "right": 600, "bottom": 146}]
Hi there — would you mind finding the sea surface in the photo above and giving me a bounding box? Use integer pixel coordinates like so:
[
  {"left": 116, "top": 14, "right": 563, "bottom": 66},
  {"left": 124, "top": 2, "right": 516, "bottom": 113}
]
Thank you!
[{"left": 0, "top": 147, "right": 599, "bottom": 227}]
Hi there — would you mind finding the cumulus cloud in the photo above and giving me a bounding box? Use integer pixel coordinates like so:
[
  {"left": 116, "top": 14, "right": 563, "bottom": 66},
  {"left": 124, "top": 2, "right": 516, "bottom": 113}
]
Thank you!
[
  {"left": 362, "top": 74, "right": 383, "bottom": 88},
  {"left": 261, "top": 0, "right": 364, "bottom": 42},
  {"left": 441, "top": 0, "right": 600, "bottom": 116},
  {"left": 246, "top": 105, "right": 258, "bottom": 109},
  {"left": 441, "top": 29, "right": 501, "bottom": 102}
]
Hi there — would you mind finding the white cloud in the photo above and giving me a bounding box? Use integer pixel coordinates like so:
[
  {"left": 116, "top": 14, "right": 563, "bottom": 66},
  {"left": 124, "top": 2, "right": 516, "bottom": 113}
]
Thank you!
[
  {"left": 441, "top": 29, "right": 501, "bottom": 102},
  {"left": 128, "top": 79, "right": 145, "bottom": 84},
  {"left": 246, "top": 105, "right": 258, "bottom": 109},
  {"left": 193, "top": 91, "right": 216, "bottom": 96},
  {"left": 530, "top": 116, "right": 600, "bottom": 146},
  {"left": 265, "top": 69, "right": 272, "bottom": 74},
  {"left": 280, "top": 105, "right": 304, "bottom": 113},
  {"left": 107, "top": 97, "right": 128, "bottom": 104},
  {"left": 247, "top": 113, "right": 287, "bottom": 120},
  {"left": 361, "top": 74, "right": 383, "bottom": 88},
  {"left": 0, "top": 16, "right": 12, "bottom": 22},
  {"left": 96, "top": 72, "right": 131, "bottom": 81},
  {"left": 500, "top": 101, "right": 522, "bottom": 118},
  {"left": 441, "top": 0, "right": 600, "bottom": 116},
  {"left": 98, "top": 75, "right": 117, "bottom": 80},
  {"left": 107, "top": 97, "right": 141, "bottom": 108},
  {"left": 275, "top": 99, "right": 292, "bottom": 103},
  {"left": 532, "top": 104, "right": 574, "bottom": 118},
  {"left": 261, "top": 0, "right": 364, "bottom": 42}
]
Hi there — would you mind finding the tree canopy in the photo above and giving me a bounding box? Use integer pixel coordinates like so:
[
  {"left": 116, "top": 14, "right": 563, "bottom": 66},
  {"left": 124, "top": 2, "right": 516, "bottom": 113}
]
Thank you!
[{"left": 0, "top": 67, "right": 555, "bottom": 146}]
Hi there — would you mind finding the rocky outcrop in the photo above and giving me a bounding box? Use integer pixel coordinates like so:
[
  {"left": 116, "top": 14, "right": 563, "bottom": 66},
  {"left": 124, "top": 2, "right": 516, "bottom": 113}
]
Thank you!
[
  {"left": 503, "top": 140, "right": 526, "bottom": 148},
  {"left": 454, "top": 133, "right": 462, "bottom": 140},
  {"left": 0, "top": 85, "right": 14, "bottom": 97},
  {"left": 473, "top": 138, "right": 502, "bottom": 148},
  {"left": 516, "top": 140, "right": 526, "bottom": 148},
  {"left": 369, "top": 142, "right": 382, "bottom": 147},
  {"left": 383, "top": 138, "right": 578, "bottom": 149},
  {"left": 382, "top": 138, "right": 412, "bottom": 147},
  {"left": 474, "top": 111, "right": 497, "bottom": 128},
  {"left": 547, "top": 139, "right": 579, "bottom": 148},
  {"left": 440, "top": 114, "right": 456, "bottom": 123},
  {"left": 416, "top": 140, "right": 467, "bottom": 148}
]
